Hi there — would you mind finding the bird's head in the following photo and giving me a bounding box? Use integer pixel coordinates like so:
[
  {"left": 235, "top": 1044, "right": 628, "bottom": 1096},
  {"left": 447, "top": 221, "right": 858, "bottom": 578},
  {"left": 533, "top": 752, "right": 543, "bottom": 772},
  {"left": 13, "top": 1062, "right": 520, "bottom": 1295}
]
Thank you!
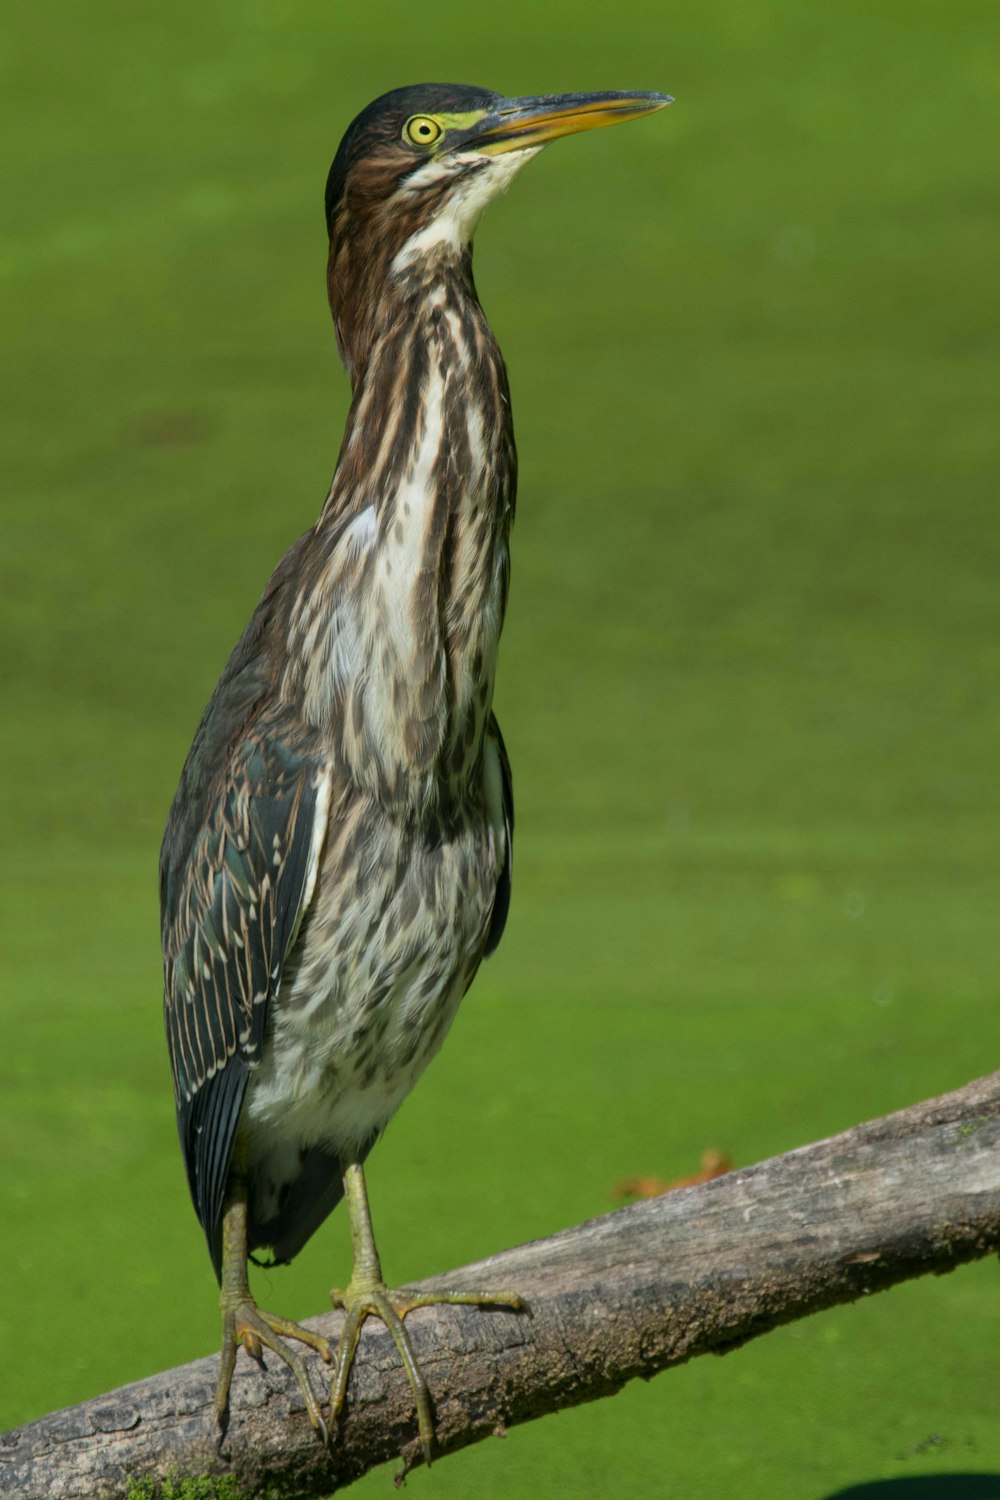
[
  {"left": 325, "top": 82, "right": 670, "bottom": 373},
  {"left": 325, "top": 83, "right": 670, "bottom": 259}
]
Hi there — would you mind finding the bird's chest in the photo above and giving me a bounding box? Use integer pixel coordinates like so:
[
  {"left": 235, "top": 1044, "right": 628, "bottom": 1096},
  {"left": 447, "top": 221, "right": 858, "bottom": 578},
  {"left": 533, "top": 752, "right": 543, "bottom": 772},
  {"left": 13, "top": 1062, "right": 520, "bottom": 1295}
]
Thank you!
[{"left": 244, "top": 793, "right": 498, "bottom": 1150}]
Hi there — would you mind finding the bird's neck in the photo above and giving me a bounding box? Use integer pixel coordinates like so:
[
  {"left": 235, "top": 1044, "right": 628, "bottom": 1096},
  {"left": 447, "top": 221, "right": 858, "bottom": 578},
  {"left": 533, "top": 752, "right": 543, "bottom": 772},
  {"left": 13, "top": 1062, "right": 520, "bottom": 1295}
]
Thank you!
[{"left": 290, "top": 252, "right": 516, "bottom": 810}]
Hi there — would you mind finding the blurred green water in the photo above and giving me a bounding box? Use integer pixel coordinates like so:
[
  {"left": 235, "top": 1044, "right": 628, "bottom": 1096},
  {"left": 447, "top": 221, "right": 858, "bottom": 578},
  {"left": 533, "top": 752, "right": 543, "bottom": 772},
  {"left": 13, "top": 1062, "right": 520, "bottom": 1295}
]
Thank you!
[{"left": 2, "top": 0, "right": 1000, "bottom": 1494}]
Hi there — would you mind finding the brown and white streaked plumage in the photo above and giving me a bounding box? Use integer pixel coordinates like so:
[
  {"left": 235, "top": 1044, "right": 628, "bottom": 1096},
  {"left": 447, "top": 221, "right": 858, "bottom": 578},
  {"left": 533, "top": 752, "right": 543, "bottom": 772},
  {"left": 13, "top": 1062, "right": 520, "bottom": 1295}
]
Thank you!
[{"left": 160, "top": 81, "right": 670, "bottom": 1456}]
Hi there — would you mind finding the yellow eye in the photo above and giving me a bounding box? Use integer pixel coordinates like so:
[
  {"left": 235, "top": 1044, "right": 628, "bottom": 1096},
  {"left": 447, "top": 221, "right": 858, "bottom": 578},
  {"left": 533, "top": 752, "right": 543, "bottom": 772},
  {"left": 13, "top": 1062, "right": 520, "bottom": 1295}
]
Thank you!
[{"left": 403, "top": 115, "right": 443, "bottom": 149}]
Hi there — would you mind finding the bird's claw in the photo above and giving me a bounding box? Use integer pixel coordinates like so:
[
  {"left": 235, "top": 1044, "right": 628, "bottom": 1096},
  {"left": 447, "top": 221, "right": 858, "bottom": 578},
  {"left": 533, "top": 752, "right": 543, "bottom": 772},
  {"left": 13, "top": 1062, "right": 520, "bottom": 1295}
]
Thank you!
[
  {"left": 216, "top": 1298, "right": 333, "bottom": 1441},
  {"left": 328, "top": 1280, "right": 527, "bottom": 1462}
]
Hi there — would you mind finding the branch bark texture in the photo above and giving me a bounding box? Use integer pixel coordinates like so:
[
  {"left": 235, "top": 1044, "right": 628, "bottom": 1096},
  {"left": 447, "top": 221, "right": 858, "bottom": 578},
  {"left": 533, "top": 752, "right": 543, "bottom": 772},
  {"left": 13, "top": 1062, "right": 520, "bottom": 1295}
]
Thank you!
[{"left": 5, "top": 1072, "right": 1000, "bottom": 1499}]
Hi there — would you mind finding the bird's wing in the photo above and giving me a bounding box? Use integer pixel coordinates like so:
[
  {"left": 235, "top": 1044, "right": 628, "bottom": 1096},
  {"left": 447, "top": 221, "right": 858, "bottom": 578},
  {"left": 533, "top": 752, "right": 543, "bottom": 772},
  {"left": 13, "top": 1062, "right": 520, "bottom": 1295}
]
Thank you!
[
  {"left": 484, "top": 713, "right": 513, "bottom": 956},
  {"left": 161, "top": 704, "right": 329, "bottom": 1278}
]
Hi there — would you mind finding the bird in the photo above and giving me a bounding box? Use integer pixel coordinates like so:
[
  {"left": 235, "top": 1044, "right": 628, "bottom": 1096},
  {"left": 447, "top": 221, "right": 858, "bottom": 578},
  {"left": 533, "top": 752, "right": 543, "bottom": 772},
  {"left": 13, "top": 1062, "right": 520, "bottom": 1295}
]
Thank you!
[{"left": 160, "top": 81, "right": 670, "bottom": 1458}]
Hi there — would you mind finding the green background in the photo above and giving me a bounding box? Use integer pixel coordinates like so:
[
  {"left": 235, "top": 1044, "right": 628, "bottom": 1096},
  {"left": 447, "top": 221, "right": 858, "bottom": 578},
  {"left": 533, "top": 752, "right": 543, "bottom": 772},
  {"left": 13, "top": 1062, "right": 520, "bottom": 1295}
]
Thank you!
[{"left": 3, "top": 1, "right": 1000, "bottom": 1495}]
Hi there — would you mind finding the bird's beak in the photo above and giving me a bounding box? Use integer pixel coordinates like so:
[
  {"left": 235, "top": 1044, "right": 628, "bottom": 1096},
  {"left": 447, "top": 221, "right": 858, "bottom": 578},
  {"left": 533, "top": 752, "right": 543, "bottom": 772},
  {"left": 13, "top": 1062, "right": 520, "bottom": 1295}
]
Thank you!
[{"left": 464, "top": 90, "right": 672, "bottom": 155}]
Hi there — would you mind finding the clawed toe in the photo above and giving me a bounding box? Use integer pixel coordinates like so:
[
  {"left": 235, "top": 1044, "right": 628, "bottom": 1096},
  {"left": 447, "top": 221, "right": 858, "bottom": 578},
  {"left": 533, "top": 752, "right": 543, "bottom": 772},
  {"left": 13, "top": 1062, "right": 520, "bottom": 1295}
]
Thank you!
[
  {"left": 327, "top": 1278, "right": 529, "bottom": 1460},
  {"left": 217, "top": 1299, "right": 332, "bottom": 1439}
]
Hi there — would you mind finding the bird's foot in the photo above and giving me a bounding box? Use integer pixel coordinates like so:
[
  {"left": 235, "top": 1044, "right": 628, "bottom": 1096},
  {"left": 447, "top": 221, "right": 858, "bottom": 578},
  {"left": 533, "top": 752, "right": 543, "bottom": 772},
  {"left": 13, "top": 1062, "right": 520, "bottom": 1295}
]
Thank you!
[
  {"left": 217, "top": 1297, "right": 333, "bottom": 1440},
  {"left": 329, "top": 1276, "right": 525, "bottom": 1462}
]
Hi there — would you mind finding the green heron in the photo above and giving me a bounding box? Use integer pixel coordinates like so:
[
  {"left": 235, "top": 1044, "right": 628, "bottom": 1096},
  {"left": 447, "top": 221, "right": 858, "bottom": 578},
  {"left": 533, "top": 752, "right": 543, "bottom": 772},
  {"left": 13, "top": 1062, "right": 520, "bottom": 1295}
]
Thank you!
[{"left": 160, "top": 81, "right": 670, "bottom": 1456}]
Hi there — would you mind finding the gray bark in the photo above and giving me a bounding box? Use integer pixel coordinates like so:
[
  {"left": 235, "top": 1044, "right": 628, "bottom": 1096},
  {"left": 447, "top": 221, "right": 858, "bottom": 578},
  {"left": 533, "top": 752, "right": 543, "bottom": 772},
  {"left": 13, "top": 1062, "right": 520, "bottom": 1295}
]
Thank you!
[{"left": 4, "top": 1071, "right": 1000, "bottom": 1499}]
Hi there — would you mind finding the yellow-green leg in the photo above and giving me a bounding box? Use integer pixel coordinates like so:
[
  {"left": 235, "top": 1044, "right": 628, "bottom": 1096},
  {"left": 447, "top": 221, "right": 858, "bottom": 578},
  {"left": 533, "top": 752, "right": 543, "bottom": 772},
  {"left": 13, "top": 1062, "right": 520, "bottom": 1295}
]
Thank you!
[
  {"left": 329, "top": 1157, "right": 525, "bottom": 1462},
  {"left": 216, "top": 1170, "right": 333, "bottom": 1439}
]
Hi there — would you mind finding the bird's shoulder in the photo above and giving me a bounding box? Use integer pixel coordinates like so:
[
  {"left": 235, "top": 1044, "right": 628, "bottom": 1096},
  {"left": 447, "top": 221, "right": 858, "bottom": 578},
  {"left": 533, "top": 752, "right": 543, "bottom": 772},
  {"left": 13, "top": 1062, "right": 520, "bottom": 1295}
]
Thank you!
[{"left": 159, "top": 529, "right": 316, "bottom": 899}]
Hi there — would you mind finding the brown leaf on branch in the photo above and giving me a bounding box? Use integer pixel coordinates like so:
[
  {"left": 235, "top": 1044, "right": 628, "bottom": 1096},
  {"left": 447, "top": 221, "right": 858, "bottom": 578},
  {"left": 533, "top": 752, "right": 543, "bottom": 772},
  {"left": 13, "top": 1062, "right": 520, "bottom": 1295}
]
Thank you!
[{"left": 611, "top": 1147, "right": 734, "bottom": 1200}]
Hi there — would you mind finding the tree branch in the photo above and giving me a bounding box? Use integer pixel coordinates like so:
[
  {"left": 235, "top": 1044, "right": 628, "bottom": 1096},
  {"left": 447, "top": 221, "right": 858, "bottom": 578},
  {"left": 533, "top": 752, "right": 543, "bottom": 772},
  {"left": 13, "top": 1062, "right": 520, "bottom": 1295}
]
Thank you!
[{"left": 5, "top": 1072, "right": 1000, "bottom": 1499}]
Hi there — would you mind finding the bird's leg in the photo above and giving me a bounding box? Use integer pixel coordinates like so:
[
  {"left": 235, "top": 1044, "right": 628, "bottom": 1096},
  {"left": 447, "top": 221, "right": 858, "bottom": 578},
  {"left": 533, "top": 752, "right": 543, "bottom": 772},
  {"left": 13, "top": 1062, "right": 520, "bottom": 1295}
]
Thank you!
[
  {"left": 329, "top": 1157, "right": 526, "bottom": 1462},
  {"left": 216, "top": 1168, "right": 333, "bottom": 1440}
]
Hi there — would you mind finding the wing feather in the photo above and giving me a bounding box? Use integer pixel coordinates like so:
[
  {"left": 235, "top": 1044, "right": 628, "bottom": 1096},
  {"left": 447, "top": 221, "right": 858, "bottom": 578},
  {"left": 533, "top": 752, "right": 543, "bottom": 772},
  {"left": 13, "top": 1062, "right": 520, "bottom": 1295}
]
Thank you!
[
  {"left": 484, "top": 713, "right": 514, "bottom": 957},
  {"left": 161, "top": 702, "right": 329, "bottom": 1279}
]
